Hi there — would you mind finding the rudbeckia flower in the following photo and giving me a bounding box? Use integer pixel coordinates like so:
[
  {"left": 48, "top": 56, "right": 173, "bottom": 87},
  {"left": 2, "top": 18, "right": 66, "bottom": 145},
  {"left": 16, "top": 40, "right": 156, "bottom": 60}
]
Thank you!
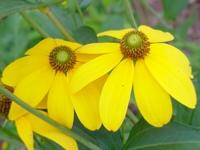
[
  {"left": 71, "top": 25, "right": 197, "bottom": 131},
  {"left": 2, "top": 38, "right": 102, "bottom": 131}
]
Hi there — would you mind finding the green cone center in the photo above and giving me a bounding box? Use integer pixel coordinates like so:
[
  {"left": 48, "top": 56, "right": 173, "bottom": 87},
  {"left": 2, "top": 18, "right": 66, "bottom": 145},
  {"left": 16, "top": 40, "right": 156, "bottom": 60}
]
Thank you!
[
  {"left": 49, "top": 46, "right": 76, "bottom": 73},
  {"left": 126, "top": 33, "right": 143, "bottom": 48},
  {"left": 56, "top": 50, "right": 70, "bottom": 63},
  {"left": 120, "top": 30, "right": 150, "bottom": 59}
]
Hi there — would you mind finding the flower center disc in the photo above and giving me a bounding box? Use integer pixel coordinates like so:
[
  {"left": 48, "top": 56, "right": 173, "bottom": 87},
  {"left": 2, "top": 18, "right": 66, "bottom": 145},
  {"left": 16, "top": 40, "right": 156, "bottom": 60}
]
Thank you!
[
  {"left": 0, "top": 85, "right": 12, "bottom": 118},
  {"left": 120, "top": 31, "right": 150, "bottom": 59},
  {"left": 49, "top": 46, "right": 76, "bottom": 73}
]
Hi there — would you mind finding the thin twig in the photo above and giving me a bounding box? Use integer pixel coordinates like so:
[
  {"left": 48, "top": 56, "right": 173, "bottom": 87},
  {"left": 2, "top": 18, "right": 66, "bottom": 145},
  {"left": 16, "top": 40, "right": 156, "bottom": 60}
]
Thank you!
[
  {"left": 20, "top": 11, "right": 50, "bottom": 38},
  {"left": 124, "top": 0, "right": 138, "bottom": 28},
  {"left": 42, "top": 8, "right": 75, "bottom": 41}
]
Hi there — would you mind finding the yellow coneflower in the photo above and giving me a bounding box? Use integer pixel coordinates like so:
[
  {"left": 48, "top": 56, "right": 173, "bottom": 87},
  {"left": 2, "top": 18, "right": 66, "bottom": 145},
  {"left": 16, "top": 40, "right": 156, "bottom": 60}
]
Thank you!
[
  {"left": 71, "top": 25, "right": 196, "bottom": 131},
  {"left": 2, "top": 38, "right": 102, "bottom": 131}
]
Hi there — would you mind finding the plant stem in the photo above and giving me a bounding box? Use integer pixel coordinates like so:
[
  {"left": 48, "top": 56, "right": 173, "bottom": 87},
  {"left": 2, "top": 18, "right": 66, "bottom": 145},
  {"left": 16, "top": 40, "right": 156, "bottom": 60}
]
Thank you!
[
  {"left": 74, "top": 0, "right": 84, "bottom": 23},
  {"left": 42, "top": 8, "right": 75, "bottom": 41},
  {"left": 124, "top": 0, "right": 138, "bottom": 28},
  {"left": 0, "top": 86, "right": 101, "bottom": 150},
  {"left": 20, "top": 11, "right": 49, "bottom": 38},
  {"left": 127, "top": 109, "right": 139, "bottom": 124}
]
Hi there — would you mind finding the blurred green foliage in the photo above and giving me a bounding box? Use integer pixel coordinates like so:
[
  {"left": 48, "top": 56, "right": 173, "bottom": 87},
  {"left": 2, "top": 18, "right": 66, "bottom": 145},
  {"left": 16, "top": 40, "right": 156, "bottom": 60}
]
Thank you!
[{"left": 0, "top": 0, "right": 200, "bottom": 150}]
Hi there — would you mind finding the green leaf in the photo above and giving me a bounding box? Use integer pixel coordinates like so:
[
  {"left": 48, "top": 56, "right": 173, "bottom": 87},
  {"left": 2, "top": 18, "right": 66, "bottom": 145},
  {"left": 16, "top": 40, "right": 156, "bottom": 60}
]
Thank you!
[
  {"left": 162, "top": 0, "right": 188, "bottom": 20},
  {"left": 124, "top": 119, "right": 200, "bottom": 150},
  {"left": 0, "top": 121, "right": 22, "bottom": 149},
  {"left": 0, "top": 14, "right": 34, "bottom": 72},
  {"left": 80, "top": 0, "right": 92, "bottom": 10},
  {"left": 0, "top": 0, "right": 63, "bottom": 19},
  {"left": 74, "top": 117, "right": 123, "bottom": 150},
  {"left": 77, "top": 128, "right": 122, "bottom": 150},
  {"left": 73, "top": 26, "right": 97, "bottom": 44}
]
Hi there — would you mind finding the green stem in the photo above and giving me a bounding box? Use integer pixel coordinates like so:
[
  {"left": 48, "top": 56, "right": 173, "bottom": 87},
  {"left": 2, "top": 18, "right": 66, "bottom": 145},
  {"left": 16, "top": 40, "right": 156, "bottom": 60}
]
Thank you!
[
  {"left": 42, "top": 8, "right": 75, "bottom": 41},
  {"left": 20, "top": 11, "right": 49, "bottom": 38},
  {"left": 127, "top": 109, "right": 139, "bottom": 124},
  {"left": 74, "top": 0, "right": 84, "bottom": 23},
  {"left": 124, "top": 0, "right": 138, "bottom": 28},
  {"left": 0, "top": 86, "right": 101, "bottom": 150}
]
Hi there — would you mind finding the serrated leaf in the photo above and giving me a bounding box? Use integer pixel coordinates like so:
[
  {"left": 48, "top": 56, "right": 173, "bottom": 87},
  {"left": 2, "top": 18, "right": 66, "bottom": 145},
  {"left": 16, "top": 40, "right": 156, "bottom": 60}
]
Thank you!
[
  {"left": 123, "top": 120, "right": 200, "bottom": 150},
  {"left": 0, "top": 0, "right": 63, "bottom": 19}
]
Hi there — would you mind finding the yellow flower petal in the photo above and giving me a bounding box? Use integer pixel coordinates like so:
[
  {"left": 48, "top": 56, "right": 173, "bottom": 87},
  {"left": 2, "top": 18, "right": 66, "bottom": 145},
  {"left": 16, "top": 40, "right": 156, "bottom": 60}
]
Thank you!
[
  {"left": 145, "top": 44, "right": 196, "bottom": 109},
  {"left": 134, "top": 60, "right": 172, "bottom": 127},
  {"left": 138, "top": 25, "right": 174, "bottom": 43},
  {"left": 26, "top": 113, "right": 78, "bottom": 150},
  {"left": 148, "top": 43, "right": 192, "bottom": 78},
  {"left": 37, "top": 97, "right": 47, "bottom": 109},
  {"left": 76, "top": 43, "right": 120, "bottom": 54},
  {"left": 97, "top": 28, "right": 134, "bottom": 39},
  {"left": 100, "top": 59, "right": 134, "bottom": 131},
  {"left": 55, "top": 39, "right": 82, "bottom": 50},
  {"left": 71, "top": 51, "right": 123, "bottom": 93},
  {"left": 2, "top": 55, "right": 48, "bottom": 87},
  {"left": 26, "top": 38, "right": 55, "bottom": 56},
  {"left": 48, "top": 72, "right": 74, "bottom": 128},
  {"left": 40, "top": 132, "right": 78, "bottom": 150},
  {"left": 76, "top": 53, "right": 99, "bottom": 62},
  {"left": 71, "top": 78, "right": 102, "bottom": 131},
  {"left": 8, "top": 66, "right": 55, "bottom": 120},
  {"left": 15, "top": 117, "right": 34, "bottom": 150}
]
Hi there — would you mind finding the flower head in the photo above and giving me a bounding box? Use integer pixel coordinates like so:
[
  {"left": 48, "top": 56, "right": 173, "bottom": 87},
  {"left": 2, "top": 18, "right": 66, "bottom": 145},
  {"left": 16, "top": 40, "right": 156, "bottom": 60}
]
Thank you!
[
  {"left": 2, "top": 38, "right": 102, "bottom": 131},
  {"left": 71, "top": 25, "right": 196, "bottom": 131}
]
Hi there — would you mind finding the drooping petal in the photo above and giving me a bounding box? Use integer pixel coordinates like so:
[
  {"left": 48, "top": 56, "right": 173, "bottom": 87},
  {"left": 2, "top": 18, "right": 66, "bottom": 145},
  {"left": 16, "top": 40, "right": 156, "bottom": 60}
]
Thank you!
[
  {"left": 48, "top": 72, "right": 74, "bottom": 128},
  {"left": 145, "top": 44, "right": 196, "bottom": 109},
  {"left": 8, "top": 66, "right": 55, "bottom": 120},
  {"left": 15, "top": 117, "right": 34, "bottom": 150},
  {"left": 55, "top": 39, "right": 82, "bottom": 51},
  {"left": 25, "top": 113, "right": 78, "bottom": 150},
  {"left": 100, "top": 59, "right": 134, "bottom": 131},
  {"left": 148, "top": 43, "right": 192, "bottom": 78},
  {"left": 97, "top": 28, "right": 134, "bottom": 39},
  {"left": 71, "top": 77, "right": 104, "bottom": 130},
  {"left": 26, "top": 38, "right": 55, "bottom": 56},
  {"left": 71, "top": 51, "right": 123, "bottom": 93},
  {"left": 39, "top": 132, "right": 78, "bottom": 150},
  {"left": 134, "top": 60, "right": 172, "bottom": 127},
  {"left": 138, "top": 25, "right": 174, "bottom": 43},
  {"left": 76, "top": 43, "right": 120, "bottom": 54},
  {"left": 2, "top": 55, "right": 48, "bottom": 87}
]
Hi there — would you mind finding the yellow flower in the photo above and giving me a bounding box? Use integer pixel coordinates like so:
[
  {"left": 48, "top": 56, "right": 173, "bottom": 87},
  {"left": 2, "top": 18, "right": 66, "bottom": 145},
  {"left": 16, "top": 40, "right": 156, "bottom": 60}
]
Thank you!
[
  {"left": 16, "top": 111, "right": 78, "bottom": 150},
  {"left": 2, "top": 38, "right": 102, "bottom": 131},
  {"left": 71, "top": 25, "right": 197, "bottom": 131}
]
